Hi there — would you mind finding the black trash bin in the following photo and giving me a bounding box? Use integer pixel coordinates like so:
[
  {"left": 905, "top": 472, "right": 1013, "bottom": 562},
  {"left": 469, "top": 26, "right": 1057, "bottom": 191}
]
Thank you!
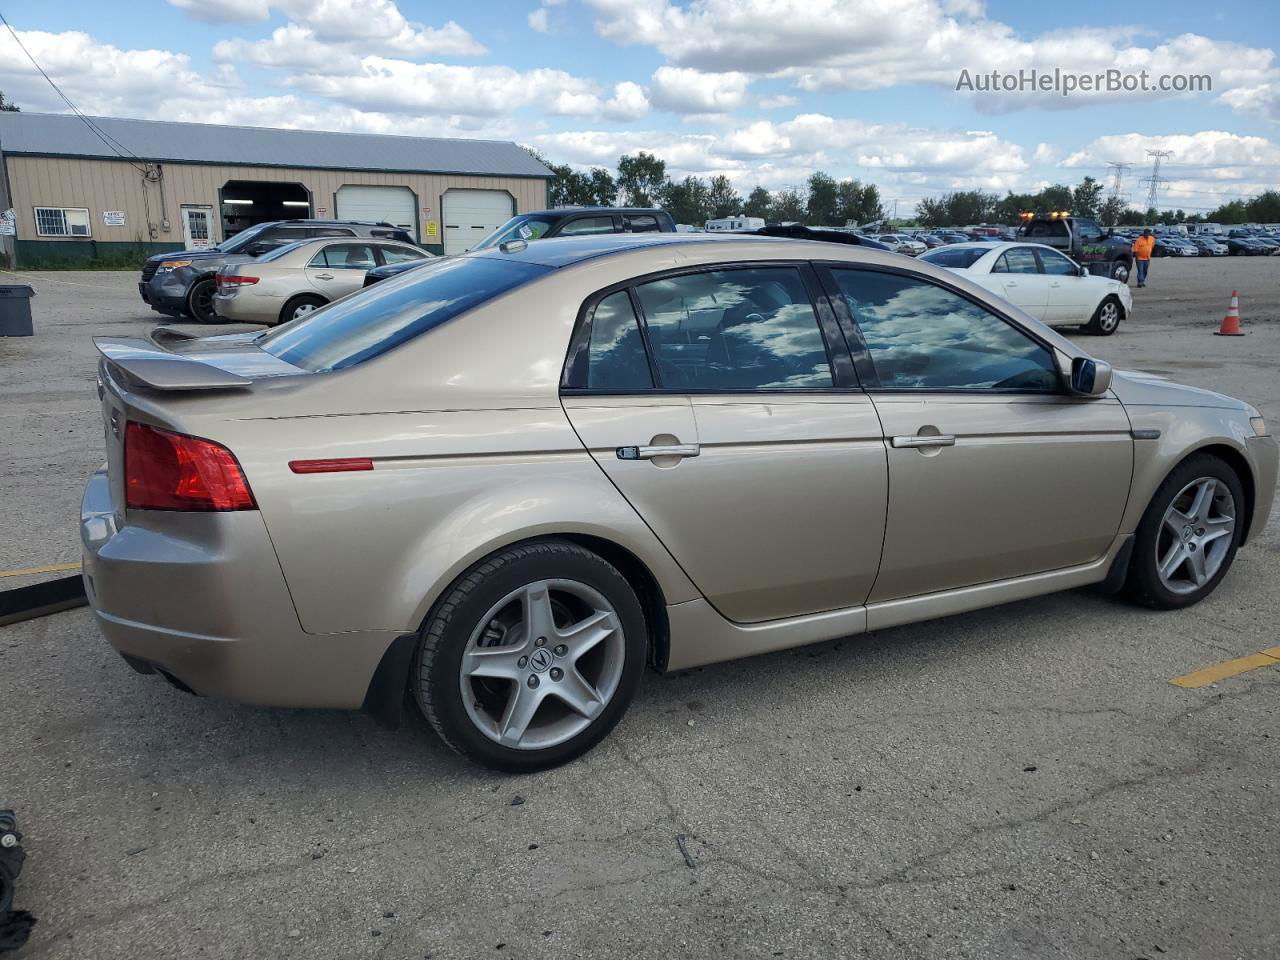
[{"left": 0, "top": 284, "right": 35, "bottom": 337}]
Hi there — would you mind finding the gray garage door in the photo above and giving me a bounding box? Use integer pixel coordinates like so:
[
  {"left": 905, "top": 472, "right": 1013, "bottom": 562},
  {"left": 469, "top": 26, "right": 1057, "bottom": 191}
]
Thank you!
[
  {"left": 443, "top": 190, "right": 514, "bottom": 255},
  {"left": 336, "top": 185, "right": 416, "bottom": 235}
]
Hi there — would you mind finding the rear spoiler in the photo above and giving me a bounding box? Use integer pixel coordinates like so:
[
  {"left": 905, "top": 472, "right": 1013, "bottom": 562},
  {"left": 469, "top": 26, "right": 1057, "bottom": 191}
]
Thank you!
[{"left": 94, "top": 337, "right": 252, "bottom": 391}]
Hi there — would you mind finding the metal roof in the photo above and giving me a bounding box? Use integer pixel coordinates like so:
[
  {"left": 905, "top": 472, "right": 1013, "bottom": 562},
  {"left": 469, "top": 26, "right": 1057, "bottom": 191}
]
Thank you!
[{"left": 0, "top": 111, "right": 553, "bottom": 178}]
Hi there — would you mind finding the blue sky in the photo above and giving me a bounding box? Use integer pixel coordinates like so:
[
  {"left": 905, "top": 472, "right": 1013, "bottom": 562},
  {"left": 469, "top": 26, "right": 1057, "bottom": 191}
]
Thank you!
[{"left": 2, "top": 0, "right": 1277, "bottom": 214}]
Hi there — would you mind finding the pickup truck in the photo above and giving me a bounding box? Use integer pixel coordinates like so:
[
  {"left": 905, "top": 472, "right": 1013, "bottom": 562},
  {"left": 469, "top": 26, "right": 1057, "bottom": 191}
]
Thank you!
[{"left": 1016, "top": 216, "right": 1134, "bottom": 283}]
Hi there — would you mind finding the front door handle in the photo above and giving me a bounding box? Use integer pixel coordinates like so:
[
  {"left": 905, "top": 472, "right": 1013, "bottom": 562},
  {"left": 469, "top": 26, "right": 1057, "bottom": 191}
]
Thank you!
[
  {"left": 891, "top": 434, "right": 956, "bottom": 449},
  {"left": 616, "top": 443, "right": 700, "bottom": 460}
]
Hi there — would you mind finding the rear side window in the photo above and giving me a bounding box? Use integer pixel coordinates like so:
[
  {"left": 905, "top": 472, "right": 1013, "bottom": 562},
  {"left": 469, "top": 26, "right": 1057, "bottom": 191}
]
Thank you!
[
  {"left": 583, "top": 292, "right": 653, "bottom": 390},
  {"left": 624, "top": 215, "right": 660, "bottom": 233},
  {"left": 992, "top": 247, "right": 1041, "bottom": 274},
  {"left": 309, "top": 243, "right": 377, "bottom": 268},
  {"left": 635, "top": 267, "right": 832, "bottom": 390},
  {"left": 559, "top": 216, "right": 617, "bottom": 237},
  {"left": 259, "top": 257, "right": 552, "bottom": 372}
]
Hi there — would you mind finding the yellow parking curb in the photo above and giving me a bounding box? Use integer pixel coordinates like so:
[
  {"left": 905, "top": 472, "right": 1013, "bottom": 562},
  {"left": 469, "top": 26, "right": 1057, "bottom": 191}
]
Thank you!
[
  {"left": 1170, "top": 647, "right": 1280, "bottom": 688},
  {"left": 0, "top": 561, "right": 81, "bottom": 579}
]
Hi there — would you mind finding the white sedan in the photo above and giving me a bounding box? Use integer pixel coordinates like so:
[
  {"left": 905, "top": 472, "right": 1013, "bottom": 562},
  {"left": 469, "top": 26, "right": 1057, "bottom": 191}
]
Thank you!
[{"left": 919, "top": 241, "right": 1132, "bottom": 336}]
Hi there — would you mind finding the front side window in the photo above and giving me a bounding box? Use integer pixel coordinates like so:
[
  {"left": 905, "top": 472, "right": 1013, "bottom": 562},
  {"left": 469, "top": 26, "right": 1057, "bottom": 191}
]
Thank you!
[
  {"left": 34, "top": 206, "right": 91, "bottom": 238},
  {"left": 992, "top": 247, "right": 1041, "bottom": 274},
  {"left": 830, "top": 269, "right": 1060, "bottom": 392},
  {"left": 1075, "top": 219, "right": 1103, "bottom": 241},
  {"left": 635, "top": 267, "right": 832, "bottom": 390},
  {"left": 378, "top": 245, "right": 427, "bottom": 265},
  {"left": 259, "top": 256, "right": 552, "bottom": 372},
  {"left": 559, "top": 216, "right": 617, "bottom": 237},
  {"left": 1037, "top": 248, "right": 1079, "bottom": 276}
]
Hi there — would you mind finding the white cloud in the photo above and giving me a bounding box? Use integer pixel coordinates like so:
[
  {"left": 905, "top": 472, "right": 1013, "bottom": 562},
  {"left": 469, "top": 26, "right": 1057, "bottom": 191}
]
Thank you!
[
  {"left": 528, "top": 8, "right": 549, "bottom": 32},
  {"left": 649, "top": 66, "right": 750, "bottom": 114},
  {"left": 758, "top": 94, "right": 799, "bottom": 109},
  {"left": 585, "top": 0, "right": 1275, "bottom": 115},
  {"left": 1218, "top": 79, "right": 1280, "bottom": 123},
  {"left": 603, "top": 81, "right": 650, "bottom": 121}
]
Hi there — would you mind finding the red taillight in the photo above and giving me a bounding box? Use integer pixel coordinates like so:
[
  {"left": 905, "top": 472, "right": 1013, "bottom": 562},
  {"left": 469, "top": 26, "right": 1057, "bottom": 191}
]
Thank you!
[
  {"left": 217, "top": 275, "right": 259, "bottom": 289},
  {"left": 125, "top": 422, "right": 256, "bottom": 511},
  {"left": 288, "top": 458, "right": 374, "bottom": 474}
]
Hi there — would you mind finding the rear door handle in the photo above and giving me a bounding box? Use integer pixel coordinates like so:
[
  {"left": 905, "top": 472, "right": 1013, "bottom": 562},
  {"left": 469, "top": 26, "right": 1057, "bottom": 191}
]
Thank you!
[
  {"left": 315, "top": 273, "right": 334, "bottom": 280},
  {"left": 891, "top": 434, "right": 956, "bottom": 448},
  {"left": 616, "top": 443, "right": 700, "bottom": 460}
]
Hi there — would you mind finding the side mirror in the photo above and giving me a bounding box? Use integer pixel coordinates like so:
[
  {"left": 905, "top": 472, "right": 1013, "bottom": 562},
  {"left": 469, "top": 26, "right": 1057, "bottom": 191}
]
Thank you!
[
  {"left": 1077, "top": 264, "right": 1089, "bottom": 277},
  {"left": 1070, "top": 356, "right": 1112, "bottom": 396}
]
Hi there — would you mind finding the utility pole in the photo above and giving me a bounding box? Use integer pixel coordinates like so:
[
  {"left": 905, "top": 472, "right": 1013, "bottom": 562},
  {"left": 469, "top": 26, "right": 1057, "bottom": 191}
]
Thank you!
[{"left": 1141, "top": 150, "right": 1172, "bottom": 213}]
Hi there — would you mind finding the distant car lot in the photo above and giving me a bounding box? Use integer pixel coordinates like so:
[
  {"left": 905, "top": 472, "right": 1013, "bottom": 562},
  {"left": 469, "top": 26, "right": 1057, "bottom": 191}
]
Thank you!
[{"left": 2, "top": 257, "right": 1279, "bottom": 959}]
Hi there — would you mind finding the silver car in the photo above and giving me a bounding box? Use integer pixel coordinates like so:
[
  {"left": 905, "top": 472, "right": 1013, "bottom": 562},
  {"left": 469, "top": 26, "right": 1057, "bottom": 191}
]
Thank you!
[{"left": 82, "top": 234, "right": 1277, "bottom": 771}]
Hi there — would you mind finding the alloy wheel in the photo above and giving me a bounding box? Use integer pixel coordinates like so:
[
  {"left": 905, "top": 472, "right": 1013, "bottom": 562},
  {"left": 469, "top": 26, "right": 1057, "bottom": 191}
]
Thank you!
[
  {"left": 1155, "top": 477, "right": 1236, "bottom": 595},
  {"left": 459, "top": 579, "right": 626, "bottom": 750},
  {"left": 1097, "top": 301, "right": 1120, "bottom": 332}
]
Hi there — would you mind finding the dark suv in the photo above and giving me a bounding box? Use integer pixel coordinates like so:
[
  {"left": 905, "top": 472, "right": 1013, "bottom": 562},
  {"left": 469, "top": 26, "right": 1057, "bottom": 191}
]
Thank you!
[
  {"left": 139, "top": 220, "right": 415, "bottom": 323},
  {"left": 362, "top": 207, "right": 676, "bottom": 288}
]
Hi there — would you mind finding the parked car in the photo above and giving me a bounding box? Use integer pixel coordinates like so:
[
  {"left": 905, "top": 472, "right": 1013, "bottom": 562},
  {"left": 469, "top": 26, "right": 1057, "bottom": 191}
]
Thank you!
[
  {"left": 140, "top": 220, "right": 415, "bottom": 323},
  {"left": 1249, "top": 236, "right": 1280, "bottom": 254},
  {"left": 919, "top": 241, "right": 1132, "bottom": 335},
  {"left": 749, "top": 223, "right": 891, "bottom": 250},
  {"left": 1017, "top": 215, "right": 1134, "bottom": 282},
  {"left": 876, "top": 234, "right": 928, "bottom": 256},
  {"left": 1153, "top": 236, "right": 1199, "bottom": 257},
  {"left": 475, "top": 207, "right": 676, "bottom": 251},
  {"left": 213, "top": 237, "right": 431, "bottom": 324},
  {"left": 1189, "top": 237, "right": 1229, "bottom": 256},
  {"left": 1226, "top": 236, "right": 1267, "bottom": 256},
  {"left": 914, "top": 233, "right": 946, "bottom": 249},
  {"left": 82, "top": 234, "right": 1276, "bottom": 771}
]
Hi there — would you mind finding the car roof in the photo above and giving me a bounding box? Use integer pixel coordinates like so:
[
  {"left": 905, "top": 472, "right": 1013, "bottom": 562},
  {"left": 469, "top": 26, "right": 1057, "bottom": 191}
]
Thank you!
[{"left": 519, "top": 207, "right": 668, "bottom": 218}]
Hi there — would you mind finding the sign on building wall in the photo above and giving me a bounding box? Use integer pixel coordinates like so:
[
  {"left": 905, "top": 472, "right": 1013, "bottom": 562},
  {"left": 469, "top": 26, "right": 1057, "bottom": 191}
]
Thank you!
[
  {"left": 316, "top": 207, "right": 328, "bottom": 216},
  {"left": 425, "top": 220, "right": 438, "bottom": 238},
  {"left": 103, "top": 211, "right": 127, "bottom": 227},
  {"left": 0, "top": 209, "right": 15, "bottom": 236}
]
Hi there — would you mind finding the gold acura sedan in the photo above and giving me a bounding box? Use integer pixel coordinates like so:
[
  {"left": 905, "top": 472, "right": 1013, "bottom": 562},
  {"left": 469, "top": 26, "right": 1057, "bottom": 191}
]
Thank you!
[{"left": 83, "top": 234, "right": 1277, "bottom": 771}]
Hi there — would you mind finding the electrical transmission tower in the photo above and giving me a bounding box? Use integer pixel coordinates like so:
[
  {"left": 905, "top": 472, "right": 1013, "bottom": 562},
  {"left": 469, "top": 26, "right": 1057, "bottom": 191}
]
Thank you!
[
  {"left": 1105, "top": 161, "right": 1132, "bottom": 203},
  {"left": 1140, "top": 150, "right": 1172, "bottom": 212}
]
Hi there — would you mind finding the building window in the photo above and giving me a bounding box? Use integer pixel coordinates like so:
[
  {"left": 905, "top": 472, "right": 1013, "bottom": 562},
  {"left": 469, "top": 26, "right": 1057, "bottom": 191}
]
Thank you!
[{"left": 34, "top": 207, "right": 92, "bottom": 238}]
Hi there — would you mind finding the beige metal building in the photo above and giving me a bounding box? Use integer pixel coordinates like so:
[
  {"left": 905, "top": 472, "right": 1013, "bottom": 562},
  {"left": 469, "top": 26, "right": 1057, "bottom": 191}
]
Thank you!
[{"left": 0, "top": 112, "right": 552, "bottom": 266}]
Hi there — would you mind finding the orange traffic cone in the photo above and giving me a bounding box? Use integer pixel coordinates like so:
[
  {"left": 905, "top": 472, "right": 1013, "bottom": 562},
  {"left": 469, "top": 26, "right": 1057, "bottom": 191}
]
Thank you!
[{"left": 1215, "top": 290, "right": 1244, "bottom": 336}]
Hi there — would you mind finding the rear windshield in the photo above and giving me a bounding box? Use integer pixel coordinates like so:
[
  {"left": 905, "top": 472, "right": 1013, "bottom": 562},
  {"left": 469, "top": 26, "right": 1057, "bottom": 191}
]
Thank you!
[
  {"left": 258, "top": 255, "right": 552, "bottom": 372},
  {"left": 919, "top": 246, "right": 989, "bottom": 269}
]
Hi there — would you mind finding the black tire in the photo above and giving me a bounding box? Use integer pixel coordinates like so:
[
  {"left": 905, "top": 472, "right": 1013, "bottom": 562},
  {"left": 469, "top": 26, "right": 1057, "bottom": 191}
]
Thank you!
[
  {"left": 279, "top": 294, "right": 326, "bottom": 325},
  {"left": 1109, "top": 260, "right": 1130, "bottom": 284},
  {"left": 1126, "top": 453, "right": 1245, "bottom": 610},
  {"left": 1085, "top": 294, "right": 1123, "bottom": 336},
  {"left": 413, "top": 540, "right": 648, "bottom": 772},
  {"left": 186, "top": 278, "right": 220, "bottom": 324}
]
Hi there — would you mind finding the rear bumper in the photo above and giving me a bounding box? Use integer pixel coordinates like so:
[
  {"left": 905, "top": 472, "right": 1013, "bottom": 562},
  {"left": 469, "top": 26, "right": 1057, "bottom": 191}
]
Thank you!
[
  {"left": 212, "top": 291, "right": 277, "bottom": 324},
  {"left": 80, "top": 467, "right": 398, "bottom": 709}
]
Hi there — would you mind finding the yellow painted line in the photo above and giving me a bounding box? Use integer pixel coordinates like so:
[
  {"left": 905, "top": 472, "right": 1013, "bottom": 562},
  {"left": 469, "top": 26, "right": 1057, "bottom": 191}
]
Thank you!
[
  {"left": 1170, "top": 648, "right": 1280, "bottom": 689},
  {"left": 0, "top": 561, "right": 81, "bottom": 579}
]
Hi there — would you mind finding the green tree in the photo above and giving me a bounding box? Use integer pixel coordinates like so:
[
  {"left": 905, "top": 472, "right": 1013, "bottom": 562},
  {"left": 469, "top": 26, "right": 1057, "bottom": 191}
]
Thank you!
[
  {"left": 546, "top": 162, "right": 597, "bottom": 207},
  {"left": 707, "top": 174, "right": 740, "bottom": 219},
  {"left": 915, "top": 196, "right": 949, "bottom": 228},
  {"left": 1098, "top": 196, "right": 1128, "bottom": 227},
  {"left": 769, "top": 189, "right": 806, "bottom": 223},
  {"left": 1206, "top": 199, "right": 1248, "bottom": 224},
  {"left": 1071, "top": 176, "right": 1104, "bottom": 219},
  {"left": 1246, "top": 189, "right": 1280, "bottom": 223},
  {"left": 660, "top": 176, "right": 710, "bottom": 225},
  {"left": 1116, "top": 207, "right": 1146, "bottom": 226},
  {"left": 1039, "top": 183, "right": 1073, "bottom": 212},
  {"left": 743, "top": 186, "right": 772, "bottom": 220},
  {"left": 856, "top": 183, "right": 883, "bottom": 224},
  {"left": 617, "top": 152, "right": 668, "bottom": 207},
  {"left": 806, "top": 171, "right": 840, "bottom": 225},
  {"left": 0, "top": 91, "right": 18, "bottom": 112},
  {"left": 588, "top": 168, "right": 617, "bottom": 206}
]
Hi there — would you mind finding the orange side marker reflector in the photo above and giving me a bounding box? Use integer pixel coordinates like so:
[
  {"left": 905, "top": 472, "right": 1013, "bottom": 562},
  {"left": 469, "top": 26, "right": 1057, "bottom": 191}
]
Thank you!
[{"left": 289, "top": 458, "right": 374, "bottom": 474}]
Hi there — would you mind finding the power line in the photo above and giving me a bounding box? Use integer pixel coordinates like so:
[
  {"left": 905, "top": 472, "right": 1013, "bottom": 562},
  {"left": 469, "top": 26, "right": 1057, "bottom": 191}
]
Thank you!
[
  {"left": 1105, "top": 161, "right": 1132, "bottom": 206},
  {"left": 1141, "top": 150, "right": 1173, "bottom": 211},
  {"left": 0, "top": 11, "right": 153, "bottom": 176}
]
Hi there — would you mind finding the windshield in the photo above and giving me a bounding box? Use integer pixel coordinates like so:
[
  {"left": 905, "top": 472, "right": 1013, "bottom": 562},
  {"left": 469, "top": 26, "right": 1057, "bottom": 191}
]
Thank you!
[
  {"left": 258, "top": 255, "right": 552, "bottom": 372},
  {"left": 217, "top": 222, "right": 274, "bottom": 253},
  {"left": 919, "top": 247, "right": 990, "bottom": 269},
  {"left": 473, "top": 215, "right": 558, "bottom": 250}
]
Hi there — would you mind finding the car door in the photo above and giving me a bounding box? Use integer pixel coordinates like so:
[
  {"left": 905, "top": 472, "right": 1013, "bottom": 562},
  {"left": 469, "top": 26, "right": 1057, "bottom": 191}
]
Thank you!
[
  {"left": 305, "top": 242, "right": 378, "bottom": 299},
  {"left": 820, "top": 265, "right": 1132, "bottom": 602},
  {"left": 1035, "top": 247, "right": 1095, "bottom": 323},
  {"left": 988, "top": 246, "right": 1049, "bottom": 319},
  {"left": 561, "top": 263, "right": 888, "bottom": 624}
]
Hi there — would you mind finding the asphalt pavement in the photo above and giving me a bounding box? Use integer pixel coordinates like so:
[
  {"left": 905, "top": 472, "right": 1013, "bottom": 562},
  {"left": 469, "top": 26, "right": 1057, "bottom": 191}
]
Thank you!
[{"left": 2, "top": 259, "right": 1278, "bottom": 959}]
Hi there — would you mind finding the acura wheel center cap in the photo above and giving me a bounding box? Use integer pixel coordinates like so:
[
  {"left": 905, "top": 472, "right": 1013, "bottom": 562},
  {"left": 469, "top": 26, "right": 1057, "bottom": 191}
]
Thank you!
[{"left": 529, "top": 648, "right": 553, "bottom": 673}]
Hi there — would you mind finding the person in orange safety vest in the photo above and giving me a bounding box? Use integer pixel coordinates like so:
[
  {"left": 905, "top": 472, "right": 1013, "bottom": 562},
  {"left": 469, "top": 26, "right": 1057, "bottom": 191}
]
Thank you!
[{"left": 1132, "top": 229, "right": 1155, "bottom": 287}]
